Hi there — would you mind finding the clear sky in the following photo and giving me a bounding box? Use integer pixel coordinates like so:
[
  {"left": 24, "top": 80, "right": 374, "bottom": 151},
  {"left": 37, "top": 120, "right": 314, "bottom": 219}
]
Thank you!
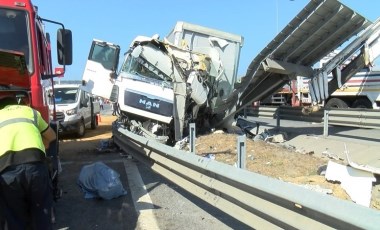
[{"left": 32, "top": 0, "right": 380, "bottom": 80}]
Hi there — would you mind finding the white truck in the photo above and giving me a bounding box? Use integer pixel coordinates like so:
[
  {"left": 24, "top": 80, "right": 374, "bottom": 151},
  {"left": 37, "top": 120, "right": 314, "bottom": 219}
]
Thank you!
[
  {"left": 311, "top": 50, "right": 380, "bottom": 109},
  {"left": 259, "top": 67, "right": 380, "bottom": 109},
  {"left": 49, "top": 84, "right": 100, "bottom": 137},
  {"left": 81, "top": 22, "right": 243, "bottom": 145}
]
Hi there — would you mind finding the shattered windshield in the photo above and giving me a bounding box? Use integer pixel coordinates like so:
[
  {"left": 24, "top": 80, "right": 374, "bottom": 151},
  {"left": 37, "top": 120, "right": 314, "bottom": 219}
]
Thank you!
[
  {"left": 120, "top": 53, "right": 172, "bottom": 83},
  {"left": 54, "top": 88, "right": 79, "bottom": 104},
  {"left": 0, "top": 8, "right": 32, "bottom": 73}
]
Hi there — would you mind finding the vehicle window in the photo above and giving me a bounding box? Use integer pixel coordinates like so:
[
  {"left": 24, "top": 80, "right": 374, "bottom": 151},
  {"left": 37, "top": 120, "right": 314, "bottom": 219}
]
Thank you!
[
  {"left": 90, "top": 44, "right": 117, "bottom": 70},
  {"left": 120, "top": 53, "right": 172, "bottom": 82},
  {"left": 0, "top": 8, "right": 31, "bottom": 72},
  {"left": 54, "top": 88, "right": 79, "bottom": 104}
]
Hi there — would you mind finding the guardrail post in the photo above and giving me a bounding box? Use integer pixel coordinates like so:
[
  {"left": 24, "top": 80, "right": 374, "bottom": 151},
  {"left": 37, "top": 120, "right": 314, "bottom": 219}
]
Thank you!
[
  {"left": 237, "top": 135, "right": 246, "bottom": 169},
  {"left": 189, "top": 123, "right": 196, "bottom": 154},
  {"left": 323, "top": 110, "right": 329, "bottom": 137},
  {"left": 276, "top": 108, "right": 280, "bottom": 130}
]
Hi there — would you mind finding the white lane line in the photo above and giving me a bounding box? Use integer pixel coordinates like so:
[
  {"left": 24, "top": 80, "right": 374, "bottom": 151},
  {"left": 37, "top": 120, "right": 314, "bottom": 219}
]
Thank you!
[
  {"left": 123, "top": 160, "right": 160, "bottom": 230},
  {"left": 61, "top": 159, "right": 126, "bottom": 165}
]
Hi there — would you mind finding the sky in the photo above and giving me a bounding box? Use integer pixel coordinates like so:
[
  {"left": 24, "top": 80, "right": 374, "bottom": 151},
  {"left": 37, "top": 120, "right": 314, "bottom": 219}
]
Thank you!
[{"left": 32, "top": 0, "right": 380, "bottom": 81}]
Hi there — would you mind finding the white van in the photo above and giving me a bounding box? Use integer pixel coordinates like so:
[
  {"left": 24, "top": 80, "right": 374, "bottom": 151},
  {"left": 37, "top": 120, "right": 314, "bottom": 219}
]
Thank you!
[{"left": 49, "top": 84, "right": 100, "bottom": 137}]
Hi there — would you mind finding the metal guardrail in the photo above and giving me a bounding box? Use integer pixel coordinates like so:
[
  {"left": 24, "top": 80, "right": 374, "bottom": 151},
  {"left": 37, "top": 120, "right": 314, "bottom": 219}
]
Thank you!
[
  {"left": 323, "top": 109, "right": 380, "bottom": 136},
  {"left": 244, "top": 106, "right": 323, "bottom": 123},
  {"left": 112, "top": 123, "right": 380, "bottom": 229},
  {"left": 244, "top": 106, "right": 380, "bottom": 132}
]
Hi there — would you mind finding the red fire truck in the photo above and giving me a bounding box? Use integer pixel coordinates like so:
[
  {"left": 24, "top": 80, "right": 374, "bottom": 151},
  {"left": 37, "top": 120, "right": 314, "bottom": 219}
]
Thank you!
[{"left": 0, "top": 0, "right": 72, "bottom": 200}]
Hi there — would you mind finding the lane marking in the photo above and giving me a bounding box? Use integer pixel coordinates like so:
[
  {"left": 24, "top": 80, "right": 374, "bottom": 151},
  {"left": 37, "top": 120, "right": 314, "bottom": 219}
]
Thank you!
[
  {"left": 123, "top": 160, "right": 159, "bottom": 230},
  {"left": 60, "top": 159, "right": 125, "bottom": 165}
]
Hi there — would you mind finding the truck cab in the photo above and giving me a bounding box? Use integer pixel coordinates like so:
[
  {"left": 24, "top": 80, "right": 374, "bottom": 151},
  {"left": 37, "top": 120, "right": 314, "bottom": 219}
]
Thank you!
[{"left": 49, "top": 84, "right": 100, "bottom": 137}]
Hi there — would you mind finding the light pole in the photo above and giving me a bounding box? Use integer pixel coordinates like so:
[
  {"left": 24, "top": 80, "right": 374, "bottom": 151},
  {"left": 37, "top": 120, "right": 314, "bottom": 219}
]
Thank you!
[{"left": 276, "top": 0, "right": 279, "bottom": 34}]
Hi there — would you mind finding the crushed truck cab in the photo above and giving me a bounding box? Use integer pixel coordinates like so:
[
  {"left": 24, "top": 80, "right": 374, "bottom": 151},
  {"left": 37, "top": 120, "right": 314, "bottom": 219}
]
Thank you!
[{"left": 81, "top": 22, "right": 243, "bottom": 145}]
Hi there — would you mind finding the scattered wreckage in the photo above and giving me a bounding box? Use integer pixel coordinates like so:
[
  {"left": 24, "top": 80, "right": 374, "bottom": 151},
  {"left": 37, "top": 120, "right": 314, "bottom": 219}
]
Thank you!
[
  {"left": 81, "top": 1, "right": 380, "bottom": 149},
  {"left": 80, "top": 0, "right": 380, "bottom": 211}
]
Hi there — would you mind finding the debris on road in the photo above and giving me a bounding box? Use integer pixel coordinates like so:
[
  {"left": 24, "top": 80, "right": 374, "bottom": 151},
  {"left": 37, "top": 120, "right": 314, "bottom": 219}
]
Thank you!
[
  {"left": 97, "top": 138, "right": 117, "bottom": 153},
  {"left": 322, "top": 148, "right": 344, "bottom": 161},
  {"left": 293, "top": 184, "right": 333, "bottom": 195},
  {"left": 77, "top": 161, "right": 128, "bottom": 200},
  {"left": 325, "top": 160, "right": 376, "bottom": 207}
]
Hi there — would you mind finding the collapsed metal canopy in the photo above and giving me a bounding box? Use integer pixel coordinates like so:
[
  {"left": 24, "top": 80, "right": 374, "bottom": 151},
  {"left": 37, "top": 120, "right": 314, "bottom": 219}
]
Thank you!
[{"left": 228, "top": 0, "right": 372, "bottom": 114}]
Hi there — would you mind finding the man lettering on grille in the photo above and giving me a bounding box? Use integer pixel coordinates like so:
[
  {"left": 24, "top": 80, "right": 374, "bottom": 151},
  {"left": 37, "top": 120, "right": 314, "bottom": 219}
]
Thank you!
[{"left": 0, "top": 96, "right": 56, "bottom": 230}]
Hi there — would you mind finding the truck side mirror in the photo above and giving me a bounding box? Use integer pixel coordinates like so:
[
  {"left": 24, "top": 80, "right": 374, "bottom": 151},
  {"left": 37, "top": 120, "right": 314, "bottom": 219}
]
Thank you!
[{"left": 57, "top": 29, "right": 73, "bottom": 65}]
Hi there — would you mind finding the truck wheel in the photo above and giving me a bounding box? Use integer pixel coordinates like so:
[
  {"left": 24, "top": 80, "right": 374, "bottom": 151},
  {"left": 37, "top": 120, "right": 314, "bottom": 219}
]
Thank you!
[
  {"left": 91, "top": 114, "right": 98, "bottom": 129},
  {"left": 352, "top": 98, "right": 372, "bottom": 109},
  {"left": 77, "top": 120, "right": 85, "bottom": 137},
  {"left": 325, "top": 98, "right": 348, "bottom": 109}
]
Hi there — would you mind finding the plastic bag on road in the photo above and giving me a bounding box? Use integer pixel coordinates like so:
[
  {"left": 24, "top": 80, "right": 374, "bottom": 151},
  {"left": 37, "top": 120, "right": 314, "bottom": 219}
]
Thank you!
[{"left": 77, "top": 161, "right": 127, "bottom": 200}]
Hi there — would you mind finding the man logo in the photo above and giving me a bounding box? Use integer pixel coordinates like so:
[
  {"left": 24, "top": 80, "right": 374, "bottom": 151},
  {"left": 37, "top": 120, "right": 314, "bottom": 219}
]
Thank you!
[{"left": 139, "top": 99, "right": 159, "bottom": 110}]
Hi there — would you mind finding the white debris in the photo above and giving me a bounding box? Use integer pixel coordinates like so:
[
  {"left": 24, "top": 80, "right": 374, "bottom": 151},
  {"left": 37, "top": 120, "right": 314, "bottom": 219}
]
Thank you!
[
  {"left": 296, "top": 184, "right": 333, "bottom": 195},
  {"left": 174, "top": 137, "right": 188, "bottom": 150},
  {"left": 213, "top": 130, "right": 225, "bottom": 134},
  {"left": 205, "top": 153, "right": 216, "bottom": 160},
  {"left": 325, "top": 160, "right": 376, "bottom": 207},
  {"left": 267, "top": 133, "right": 285, "bottom": 143},
  {"left": 322, "top": 148, "right": 344, "bottom": 161}
]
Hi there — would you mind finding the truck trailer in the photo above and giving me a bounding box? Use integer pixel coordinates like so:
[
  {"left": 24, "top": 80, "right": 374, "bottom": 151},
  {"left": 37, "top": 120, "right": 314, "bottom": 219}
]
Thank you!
[{"left": 260, "top": 54, "right": 380, "bottom": 110}]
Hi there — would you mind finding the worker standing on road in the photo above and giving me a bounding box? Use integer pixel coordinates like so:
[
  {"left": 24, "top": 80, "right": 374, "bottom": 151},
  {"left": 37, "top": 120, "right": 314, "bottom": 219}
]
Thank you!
[
  {"left": 0, "top": 96, "right": 56, "bottom": 230},
  {"left": 98, "top": 97, "right": 104, "bottom": 110}
]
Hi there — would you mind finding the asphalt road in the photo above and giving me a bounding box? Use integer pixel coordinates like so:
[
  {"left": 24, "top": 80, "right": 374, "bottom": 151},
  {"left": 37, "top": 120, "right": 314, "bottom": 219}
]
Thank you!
[{"left": 53, "top": 150, "right": 250, "bottom": 230}]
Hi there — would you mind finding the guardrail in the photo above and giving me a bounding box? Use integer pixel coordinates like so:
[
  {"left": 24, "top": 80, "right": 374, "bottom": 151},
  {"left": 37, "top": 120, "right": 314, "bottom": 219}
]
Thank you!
[
  {"left": 323, "top": 109, "right": 380, "bottom": 136},
  {"left": 244, "top": 106, "right": 380, "bottom": 132},
  {"left": 112, "top": 123, "right": 380, "bottom": 229},
  {"left": 243, "top": 106, "right": 323, "bottom": 123}
]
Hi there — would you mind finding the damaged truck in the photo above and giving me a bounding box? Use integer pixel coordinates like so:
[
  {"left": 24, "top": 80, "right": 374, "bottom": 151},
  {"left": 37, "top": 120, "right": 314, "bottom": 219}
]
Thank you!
[
  {"left": 77, "top": 1, "right": 380, "bottom": 228},
  {"left": 81, "top": 22, "right": 243, "bottom": 145},
  {"left": 81, "top": 0, "right": 380, "bottom": 147}
]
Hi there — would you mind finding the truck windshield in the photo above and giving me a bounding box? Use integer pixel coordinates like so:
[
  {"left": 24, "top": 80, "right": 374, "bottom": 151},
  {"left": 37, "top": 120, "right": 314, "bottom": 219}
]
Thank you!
[
  {"left": 54, "top": 88, "right": 79, "bottom": 104},
  {"left": 120, "top": 53, "right": 172, "bottom": 83},
  {"left": 0, "top": 8, "right": 32, "bottom": 73}
]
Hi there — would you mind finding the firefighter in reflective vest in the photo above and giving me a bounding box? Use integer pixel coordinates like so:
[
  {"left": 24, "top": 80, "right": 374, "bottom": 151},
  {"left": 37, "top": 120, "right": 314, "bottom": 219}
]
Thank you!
[{"left": 0, "top": 96, "right": 56, "bottom": 230}]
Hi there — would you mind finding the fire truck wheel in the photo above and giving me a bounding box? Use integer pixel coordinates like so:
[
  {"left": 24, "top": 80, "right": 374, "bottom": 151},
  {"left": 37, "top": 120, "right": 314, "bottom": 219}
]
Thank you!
[
  {"left": 352, "top": 98, "right": 372, "bottom": 109},
  {"left": 325, "top": 98, "right": 348, "bottom": 109}
]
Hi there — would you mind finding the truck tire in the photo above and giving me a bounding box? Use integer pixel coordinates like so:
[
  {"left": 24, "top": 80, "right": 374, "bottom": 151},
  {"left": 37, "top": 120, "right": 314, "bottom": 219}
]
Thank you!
[
  {"left": 77, "top": 120, "right": 86, "bottom": 137},
  {"left": 91, "top": 114, "right": 98, "bottom": 129},
  {"left": 352, "top": 98, "right": 373, "bottom": 109},
  {"left": 325, "top": 98, "right": 348, "bottom": 109}
]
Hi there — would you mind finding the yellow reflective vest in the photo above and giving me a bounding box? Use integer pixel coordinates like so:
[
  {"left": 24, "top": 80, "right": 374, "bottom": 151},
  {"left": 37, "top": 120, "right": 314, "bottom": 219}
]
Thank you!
[{"left": 0, "top": 105, "right": 48, "bottom": 157}]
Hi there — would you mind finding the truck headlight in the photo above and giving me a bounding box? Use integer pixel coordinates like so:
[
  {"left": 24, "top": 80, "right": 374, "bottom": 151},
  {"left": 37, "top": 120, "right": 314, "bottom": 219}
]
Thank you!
[{"left": 66, "top": 108, "right": 77, "bottom": 115}]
